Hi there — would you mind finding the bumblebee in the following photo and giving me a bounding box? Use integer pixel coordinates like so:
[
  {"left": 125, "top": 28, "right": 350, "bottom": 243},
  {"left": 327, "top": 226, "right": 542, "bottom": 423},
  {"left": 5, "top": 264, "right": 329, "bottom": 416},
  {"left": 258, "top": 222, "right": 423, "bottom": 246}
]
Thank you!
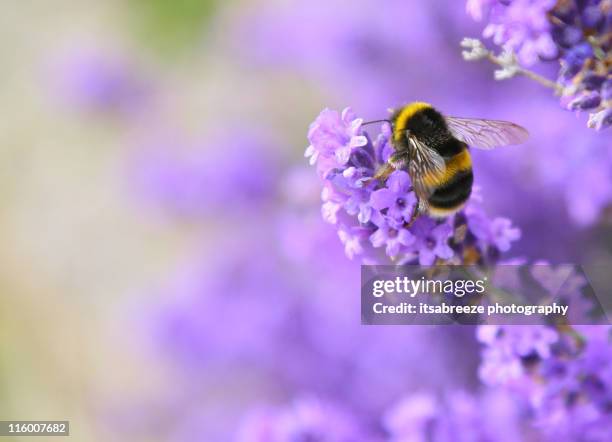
[{"left": 369, "top": 102, "right": 529, "bottom": 222}]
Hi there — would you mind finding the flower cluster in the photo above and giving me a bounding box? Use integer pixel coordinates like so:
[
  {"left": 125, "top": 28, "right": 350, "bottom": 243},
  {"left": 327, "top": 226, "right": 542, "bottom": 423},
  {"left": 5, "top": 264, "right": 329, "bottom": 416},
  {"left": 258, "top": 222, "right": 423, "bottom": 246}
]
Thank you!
[
  {"left": 550, "top": 0, "right": 612, "bottom": 130},
  {"left": 236, "top": 397, "right": 372, "bottom": 442},
  {"left": 384, "top": 390, "right": 526, "bottom": 442},
  {"left": 306, "top": 107, "right": 520, "bottom": 264},
  {"left": 465, "top": 0, "right": 612, "bottom": 130},
  {"left": 50, "top": 47, "right": 152, "bottom": 116},
  {"left": 131, "top": 131, "right": 279, "bottom": 218},
  {"left": 466, "top": 0, "right": 558, "bottom": 65},
  {"left": 478, "top": 324, "right": 612, "bottom": 440},
  {"left": 237, "top": 390, "right": 527, "bottom": 442}
]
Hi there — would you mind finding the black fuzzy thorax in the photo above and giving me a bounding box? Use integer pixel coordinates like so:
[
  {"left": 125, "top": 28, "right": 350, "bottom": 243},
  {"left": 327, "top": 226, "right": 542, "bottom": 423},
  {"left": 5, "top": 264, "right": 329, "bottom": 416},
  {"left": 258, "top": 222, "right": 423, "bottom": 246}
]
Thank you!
[{"left": 391, "top": 106, "right": 465, "bottom": 158}]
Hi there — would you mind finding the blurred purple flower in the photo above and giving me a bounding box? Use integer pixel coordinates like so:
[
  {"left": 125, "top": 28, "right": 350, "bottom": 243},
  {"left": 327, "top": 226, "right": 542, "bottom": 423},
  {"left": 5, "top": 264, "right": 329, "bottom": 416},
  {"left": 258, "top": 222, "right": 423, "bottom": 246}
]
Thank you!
[
  {"left": 466, "top": 0, "right": 612, "bottom": 131},
  {"left": 468, "top": 0, "right": 558, "bottom": 65},
  {"left": 536, "top": 123, "right": 612, "bottom": 226},
  {"left": 50, "top": 47, "right": 151, "bottom": 115},
  {"left": 469, "top": 93, "right": 612, "bottom": 232},
  {"left": 236, "top": 397, "right": 372, "bottom": 442},
  {"left": 307, "top": 107, "right": 521, "bottom": 263},
  {"left": 152, "top": 246, "right": 298, "bottom": 369},
  {"left": 130, "top": 131, "right": 279, "bottom": 218},
  {"left": 478, "top": 325, "right": 559, "bottom": 384},
  {"left": 236, "top": 0, "right": 480, "bottom": 112},
  {"left": 552, "top": 1, "right": 612, "bottom": 131},
  {"left": 384, "top": 390, "right": 526, "bottom": 441},
  {"left": 478, "top": 324, "right": 612, "bottom": 440},
  {"left": 589, "top": 106, "right": 612, "bottom": 131}
]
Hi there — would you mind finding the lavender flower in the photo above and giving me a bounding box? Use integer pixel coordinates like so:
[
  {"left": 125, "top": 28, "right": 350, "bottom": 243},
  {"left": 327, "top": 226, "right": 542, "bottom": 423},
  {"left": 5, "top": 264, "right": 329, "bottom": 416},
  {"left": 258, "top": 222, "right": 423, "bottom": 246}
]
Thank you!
[
  {"left": 588, "top": 106, "right": 612, "bottom": 130},
  {"left": 50, "top": 47, "right": 151, "bottom": 115},
  {"left": 151, "top": 246, "right": 298, "bottom": 369},
  {"left": 467, "top": 0, "right": 558, "bottom": 66},
  {"left": 306, "top": 107, "right": 521, "bottom": 264},
  {"left": 384, "top": 390, "right": 526, "bottom": 441},
  {"left": 465, "top": 0, "right": 612, "bottom": 130},
  {"left": 478, "top": 324, "right": 612, "bottom": 440},
  {"left": 470, "top": 98, "right": 612, "bottom": 229},
  {"left": 305, "top": 108, "right": 368, "bottom": 177},
  {"left": 237, "top": 391, "right": 527, "bottom": 442},
  {"left": 551, "top": 1, "right": 612, "bottom": 131},
  {"left": 236, "top": 397, "right": 372, "bottom": 442},
  {"left": 478, "top": 325, "right": 560, "bottom": 384},
  {"left": 409, "top": 218, "right": 454, "bottom": 266},
  {"left": 237, "top": 0, "right": 478, "bottom": 113},
  {"left": 131, "top": 131, "right": 279, "bottom": 218}
]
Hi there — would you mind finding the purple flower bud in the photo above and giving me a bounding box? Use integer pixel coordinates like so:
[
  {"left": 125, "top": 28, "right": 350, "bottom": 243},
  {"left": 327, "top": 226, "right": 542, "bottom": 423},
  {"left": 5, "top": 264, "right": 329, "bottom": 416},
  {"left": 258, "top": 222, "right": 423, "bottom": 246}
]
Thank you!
[
  {"left": 477, "top": 0, "right": 558, "bottom": 65},
  {"left": 237, "top": 397, "right": 370, "bottom": 441},
  {"left": 555, "top": 25, "right": 583, "bottom": 48},
  {"left": 50, "top": 47, "right": 152, "bottom": 115},
  {"left": 568, "top": 91, "right": 602, "bottom": 111},
  {"left": 478, "top": 324, "right": 612, "bottom": 440},
  {"left": 602, "top": 79, "right": 612, "bottom": 101},
  {"left": 588, "top": 108, "right": 612, "bottom": 131},
  {"left": 384, "top": 390, "right": 525, "bottom": 441},
  {"left": 581, "top": 5, "right": 604, "bottom": 29},
  {"left": 557, "top": 42, "right": 594, "bottom": 84},
  {"left": 582, "top": 72, "right": 607, "bottom": 91}
]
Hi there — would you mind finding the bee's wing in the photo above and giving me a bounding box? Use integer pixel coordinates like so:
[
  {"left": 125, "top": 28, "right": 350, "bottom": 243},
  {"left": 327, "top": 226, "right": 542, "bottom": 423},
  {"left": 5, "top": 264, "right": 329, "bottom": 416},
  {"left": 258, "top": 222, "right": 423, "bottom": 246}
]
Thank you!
[
  {"left": 409, "top": 162, "right": 432, "bottom": 212},
  {"left": 399, "top": 135, "right": 446, "bottom": 207},
  {"left": 445, "top": 116, "right": 529, "bottom": 149}
]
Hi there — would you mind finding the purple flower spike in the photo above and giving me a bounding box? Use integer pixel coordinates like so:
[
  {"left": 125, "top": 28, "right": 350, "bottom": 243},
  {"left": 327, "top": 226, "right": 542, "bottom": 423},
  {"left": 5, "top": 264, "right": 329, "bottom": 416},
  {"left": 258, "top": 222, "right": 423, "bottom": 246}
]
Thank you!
[
  {"left": 385, "top": 390, "right": 525, "bottom": 441},
  {"left": 478, "top": 324, "right": 612, "bottom": 440},
  {"left": 51, "top": 47, "right": 151, "bottom": 115},
  {"left": 466, "top": 0, "right": 612, "bottom": 131},
  {"left": 305, "top": 107, "right": 367, "bottom": 177},
  {"left": 479, "top": 0, "right": 558, "bottom": 66},
  {"left": 306, "top": 107, "right": 521, "bottom": 264},
  {"left": 588, "top": 108, "right": 612, "bottom": 131},
  {"left": 236, "top": 397, "right": 372, "bottom": 442}
]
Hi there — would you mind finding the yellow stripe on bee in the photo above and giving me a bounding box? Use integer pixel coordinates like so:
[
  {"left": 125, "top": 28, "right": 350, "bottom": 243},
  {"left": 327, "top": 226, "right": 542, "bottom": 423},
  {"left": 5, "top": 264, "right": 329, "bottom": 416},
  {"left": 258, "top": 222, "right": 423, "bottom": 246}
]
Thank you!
[
  {"left": 393, "top": 102, "right": 432, "bottom": 142},
  {"left": 428, "top": 203, "right": 466, "bottom": 218},
  {"left": 422, "top": 148, "right": 472, "bottom": 187}
]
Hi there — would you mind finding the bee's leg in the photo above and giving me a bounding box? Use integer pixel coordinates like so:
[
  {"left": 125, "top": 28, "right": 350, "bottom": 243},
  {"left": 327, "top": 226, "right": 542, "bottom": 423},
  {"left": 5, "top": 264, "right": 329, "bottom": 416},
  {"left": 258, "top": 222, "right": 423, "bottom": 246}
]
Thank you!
[
  {"left": 364, "top": 163, "right": 395, "bottom": 186},
  {"left": 373, "top": 163, "right": 395, "bottom": 182},
  {"left": 404, "top": 200, "right": 422, "bottom": 228}
]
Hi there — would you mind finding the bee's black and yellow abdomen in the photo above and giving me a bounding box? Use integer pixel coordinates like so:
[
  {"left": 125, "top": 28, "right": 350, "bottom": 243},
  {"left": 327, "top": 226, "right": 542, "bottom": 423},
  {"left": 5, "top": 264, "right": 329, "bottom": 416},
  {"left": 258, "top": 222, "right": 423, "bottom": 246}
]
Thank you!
[
  {"left": 427, "top": 168, "right": 473, "bottom": 217},
  {"left": 426, "top": 147, "right": 473, "bottom": 217}
]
